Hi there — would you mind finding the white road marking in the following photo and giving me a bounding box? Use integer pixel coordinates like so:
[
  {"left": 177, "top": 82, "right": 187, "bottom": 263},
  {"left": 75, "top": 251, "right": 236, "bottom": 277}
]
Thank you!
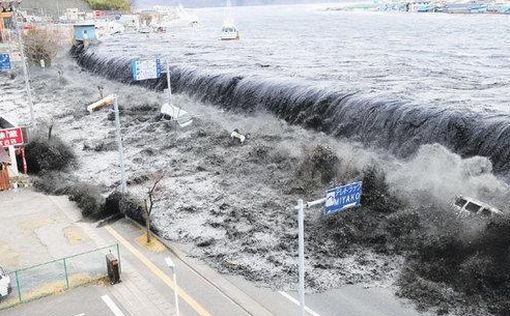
[
  {"left": 72, "top": 314, "right": 85, "bottom": 316},
  {"left": 278, "top": 291, "right": 321, "bottom": 316},
  {"left": 101, "top": 295, "right": 126, "bottom": 316}
]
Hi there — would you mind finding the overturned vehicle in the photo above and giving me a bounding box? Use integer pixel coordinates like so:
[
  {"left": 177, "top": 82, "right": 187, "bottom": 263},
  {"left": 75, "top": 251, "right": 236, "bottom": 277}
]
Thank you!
[{"left": 453, "top": 195, "right": 503, "bottom": 218}]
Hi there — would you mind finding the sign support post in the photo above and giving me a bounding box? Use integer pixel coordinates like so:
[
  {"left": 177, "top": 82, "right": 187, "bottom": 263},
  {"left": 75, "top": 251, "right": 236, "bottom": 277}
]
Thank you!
[
  {"left": 295, "top": 197, "right": 325, "bottom": 316},
  {"left": 166, "top": 60, "right": 172, "bottom": 106},
  {"left": 294, "top": 180, "right": 362, "bottom": 316},
  {"left": 113, "top": 96, "right": 127, "bottom": 193},
  {"left": 296, "top": 198, "right": 305, "bottom": 316}
]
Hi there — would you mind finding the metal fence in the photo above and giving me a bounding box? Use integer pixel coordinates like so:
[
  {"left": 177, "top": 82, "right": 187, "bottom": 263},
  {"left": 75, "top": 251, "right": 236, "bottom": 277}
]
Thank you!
[{"left": 0, "top": 244, "right": 120, "bottom": 310}]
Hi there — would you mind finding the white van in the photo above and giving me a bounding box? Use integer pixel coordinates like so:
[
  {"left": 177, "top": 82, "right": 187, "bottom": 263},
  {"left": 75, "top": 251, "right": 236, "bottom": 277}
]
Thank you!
[
  {"left": 0, "top": 267, "right": 11, "bottom": 301},
  {"left": 452, "top": 195, "right": 503, "bottom": 218}
]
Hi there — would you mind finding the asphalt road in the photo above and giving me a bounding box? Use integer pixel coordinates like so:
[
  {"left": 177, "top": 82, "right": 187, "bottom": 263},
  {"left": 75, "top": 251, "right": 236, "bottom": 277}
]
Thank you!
[
  {"left": 0, "top": 286, "right": 129, "bottom": 316},
  {"left": 0, "top": 190, "right": 429, "bottom": 316}
]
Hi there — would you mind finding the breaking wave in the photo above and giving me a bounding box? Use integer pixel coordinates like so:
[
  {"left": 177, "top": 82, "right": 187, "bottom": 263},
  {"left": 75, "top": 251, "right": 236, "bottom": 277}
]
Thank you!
[{"left": 74, "top": 46, "right": 510, "bottom": 175}]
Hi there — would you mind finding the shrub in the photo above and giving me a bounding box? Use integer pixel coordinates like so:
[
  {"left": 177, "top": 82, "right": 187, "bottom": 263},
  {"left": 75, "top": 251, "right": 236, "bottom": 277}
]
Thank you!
[
  {"left": 67, "top": 183, "right": 105, "bottom": 219},
  {"left": 22, "top": 27, "right": 61, "bottom": 67},
  {"left": 118, "top": 192, "right": 145, "bottom": 225},
  {"left": 295, "top": 144, "right": 341, "bottom": 190},
  {"left": 25, "top": 134, "right": 76, "bottom": 174},
  {"left": 32, "top": 171, "right": 78, "bottom": 195}
]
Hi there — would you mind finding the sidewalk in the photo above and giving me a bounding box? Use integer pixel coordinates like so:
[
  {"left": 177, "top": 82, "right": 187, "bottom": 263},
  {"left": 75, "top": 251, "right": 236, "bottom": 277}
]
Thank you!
[
  {"left": 48, "top": 192, "right": 180, "bottom": 316},
  {"left": 0, "top": 189, "right": 179, "bottom": 316}
]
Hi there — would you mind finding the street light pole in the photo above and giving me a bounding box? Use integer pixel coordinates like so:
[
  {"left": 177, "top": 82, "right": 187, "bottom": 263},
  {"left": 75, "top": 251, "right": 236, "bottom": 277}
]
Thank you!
[
  {"left": 13, "top": 4, "right": 36, "bottom": 128},
  {"left": 113, "top": 96, "right": 127, "bottom": 193},
  {"left": 165, "top": 257, "right": 180, "bottom": 316}
]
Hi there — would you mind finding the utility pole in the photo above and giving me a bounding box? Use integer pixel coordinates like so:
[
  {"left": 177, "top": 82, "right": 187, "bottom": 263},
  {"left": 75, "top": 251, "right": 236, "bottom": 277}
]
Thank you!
[
  {"left": 113, "top": 96, "right": 127, "bottom": 193},
  {"left": 12, "top": 4, "right": 36, "bottom": 128}
]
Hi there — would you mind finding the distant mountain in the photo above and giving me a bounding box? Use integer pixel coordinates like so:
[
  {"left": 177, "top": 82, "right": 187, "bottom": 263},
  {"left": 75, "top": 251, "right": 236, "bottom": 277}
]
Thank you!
[{"left": 133, "top": 0, "right": 343, "bottom": 8}]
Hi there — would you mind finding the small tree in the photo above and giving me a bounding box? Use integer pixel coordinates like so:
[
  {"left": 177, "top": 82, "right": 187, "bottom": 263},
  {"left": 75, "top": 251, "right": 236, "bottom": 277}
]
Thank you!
[
  {"left": 144, "top": 174, "right": 164, "bottom": 243},
  {"left": 22, "top": 27, "right": 60, "bottom": 67}
]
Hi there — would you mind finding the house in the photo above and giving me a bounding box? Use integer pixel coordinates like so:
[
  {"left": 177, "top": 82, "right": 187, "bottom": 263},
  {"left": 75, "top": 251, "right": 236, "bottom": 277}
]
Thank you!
[
  {"left": 73, "top": 24, "right": 97, "bottom": 44},
  {"left": 0, "top": 8, "right": 14, "bottom": 42},
  {"left": 0, "top": 148, "right": 11, "bottom": 191}
]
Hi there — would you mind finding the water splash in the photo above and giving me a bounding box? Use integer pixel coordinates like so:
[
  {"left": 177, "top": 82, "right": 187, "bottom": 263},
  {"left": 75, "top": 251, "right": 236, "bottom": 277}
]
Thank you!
[{"left": 73, "top": 46, "right": 510, "bottom": 176}]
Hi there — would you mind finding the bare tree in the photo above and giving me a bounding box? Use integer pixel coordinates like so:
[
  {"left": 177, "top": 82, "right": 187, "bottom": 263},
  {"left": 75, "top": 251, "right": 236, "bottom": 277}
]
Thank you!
[
  {"left": 144, "top": 174, "right": 164, "bottom": 243},
  {"left": 22, "top": 27, "right": 61, "bottom": 67}
]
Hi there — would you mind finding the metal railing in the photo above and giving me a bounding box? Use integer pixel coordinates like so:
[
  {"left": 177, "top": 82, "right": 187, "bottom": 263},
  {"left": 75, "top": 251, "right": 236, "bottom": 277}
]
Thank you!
[{"left": 0, "top": 244, "right": 120, "bottom": 310}]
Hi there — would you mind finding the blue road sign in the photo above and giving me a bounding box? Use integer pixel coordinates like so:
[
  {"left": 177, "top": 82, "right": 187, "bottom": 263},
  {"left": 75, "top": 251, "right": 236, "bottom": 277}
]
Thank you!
[
  {"left": 324, "top": 181, "right": 362, "bottom": 216},
  {"left": 130, "top": 58, "right": 162, "bottom": 81},
  {"left": 0, "top": 53, "right": 11, "bottom": 72}
]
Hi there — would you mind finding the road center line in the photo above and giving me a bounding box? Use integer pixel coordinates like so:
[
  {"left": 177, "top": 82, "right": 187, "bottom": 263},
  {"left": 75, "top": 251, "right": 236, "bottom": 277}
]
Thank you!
[
  {"left": 101, "top": 295, "right": 126, "bottom": 316},
  {"left": 105, "top": 225, "right": 212, "bottom": 316},
  {"left": 278, "top": 291, "right": 321, "bottom": 316}
]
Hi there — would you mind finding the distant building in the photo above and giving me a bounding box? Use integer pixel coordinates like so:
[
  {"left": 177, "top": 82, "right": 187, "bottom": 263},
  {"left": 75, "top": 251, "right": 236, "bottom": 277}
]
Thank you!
[
  {"left": 20, "top": 0, "right": 90, "bottom": 19},
  {"left": 73, "top": 24, "right": 97, "bottom": 42},
  {"left": 0, "top": 1, "right": 17, "bottom": 43}
]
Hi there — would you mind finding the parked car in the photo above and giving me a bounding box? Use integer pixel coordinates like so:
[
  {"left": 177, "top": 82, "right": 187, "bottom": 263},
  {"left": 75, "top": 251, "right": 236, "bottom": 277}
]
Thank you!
[
  {"left": 452, "top": 195, "right": 503, "bottom": 218},
  {"left": 0, "top": 267, "right": 11, "bottom": 301}
]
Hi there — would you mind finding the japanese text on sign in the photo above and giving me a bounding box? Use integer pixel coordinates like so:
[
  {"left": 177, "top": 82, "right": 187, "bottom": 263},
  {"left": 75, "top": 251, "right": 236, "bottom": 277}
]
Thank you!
[
  {"left": 324, "top": 181, "right": 362, "bottom": 216},
  {"left": 130, "top": 58, "right": 162, "bottom": 81},
  {"left": 0, "top": 127, "right": 24, "bottom": 147}
]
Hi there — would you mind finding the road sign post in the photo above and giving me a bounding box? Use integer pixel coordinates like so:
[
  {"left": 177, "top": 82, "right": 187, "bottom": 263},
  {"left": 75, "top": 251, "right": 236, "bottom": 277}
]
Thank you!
[
  {"left": 294, "top": 181, "right": 363, "bottom": 316},
  {"left": 166, "top": 60, "right": 172, "bottom": 106},
  {"left": 296, "top": 199, "right": 305, "bottom": 316}
]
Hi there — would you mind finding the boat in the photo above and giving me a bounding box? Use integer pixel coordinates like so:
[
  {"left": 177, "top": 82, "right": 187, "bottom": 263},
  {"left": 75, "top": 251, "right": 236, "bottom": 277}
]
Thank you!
[
  {"left": 220, "top": 0, "right": 240, "bottom": 41},
  {"left": 220, "top": 23, "right": 240, "bottom": 41}
]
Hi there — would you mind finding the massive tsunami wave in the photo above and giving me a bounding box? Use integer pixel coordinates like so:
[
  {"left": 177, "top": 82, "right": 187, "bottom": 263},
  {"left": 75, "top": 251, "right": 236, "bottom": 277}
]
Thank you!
[{"left": 73, "top": 4, "right": 510, "bottom": 177}]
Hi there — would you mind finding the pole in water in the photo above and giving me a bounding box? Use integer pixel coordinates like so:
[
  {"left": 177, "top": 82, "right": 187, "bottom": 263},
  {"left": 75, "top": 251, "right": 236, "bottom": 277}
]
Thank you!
[
  {"left": 166, "top": 60, "right": 172, "bottom": 105},
  {"left": 113, "top": 96, "right": 127, "bottom": 193},
  {"left": 13, "top": 6, "right": 36, "bottom": 128},
  {"left": 297, "top": 198, "right": 306, "bottom": 316}
]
